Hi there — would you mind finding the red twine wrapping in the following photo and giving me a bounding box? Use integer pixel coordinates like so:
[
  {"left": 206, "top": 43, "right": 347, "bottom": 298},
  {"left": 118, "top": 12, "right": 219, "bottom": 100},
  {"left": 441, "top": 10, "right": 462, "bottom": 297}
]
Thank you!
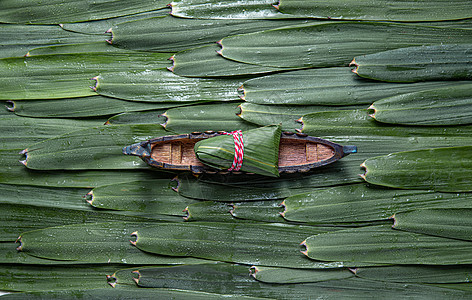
[{"left": 220, "top": 130, "right": 244, "bottom": 171}]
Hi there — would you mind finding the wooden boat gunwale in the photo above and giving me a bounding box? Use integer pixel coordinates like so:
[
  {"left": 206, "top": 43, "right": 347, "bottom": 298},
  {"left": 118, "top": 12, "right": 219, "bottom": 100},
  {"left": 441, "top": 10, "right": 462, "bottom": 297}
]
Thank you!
[{"left": 123, "top": 130, "right": 357, "bottom": 175}]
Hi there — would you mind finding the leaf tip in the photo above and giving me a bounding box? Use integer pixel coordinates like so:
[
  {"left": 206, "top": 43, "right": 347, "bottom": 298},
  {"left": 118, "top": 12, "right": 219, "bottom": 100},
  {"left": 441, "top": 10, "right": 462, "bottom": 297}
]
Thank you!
[
  {"left": 84, "top": 190, "right": 94, "bottom": 205},
  {"left": 5, "top": 100, "right": 15, "bottom": 112},
  {"left": 249, "top": 266, "right": 259, "bottom": 278},
  {"left": 348, "top": 268, "right": 358, "bottom": 275},
  {"left": 107, "top": 274, "right": 117, "bottom": 288},
  {"left": 130, "top": 231, "right": 138, "bottom": 246},
  {"left": 16, "top": 236, "right": 23, "bottom": 251},
  {"left": 237, "top": 84, "right": 246, "bottom": 101},
  {"left": 349, "top": 58, "right": 359, "bottom": 74},
  {"left": 171, "top": 176, "right": 180, "bottom": 192}
]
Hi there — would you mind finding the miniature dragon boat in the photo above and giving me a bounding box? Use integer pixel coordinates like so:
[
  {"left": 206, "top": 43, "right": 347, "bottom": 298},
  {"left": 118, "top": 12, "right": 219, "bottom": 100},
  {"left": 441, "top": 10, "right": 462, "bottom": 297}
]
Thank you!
[{"left": 123, "top": 125, "right": 357, "bottom": 177}]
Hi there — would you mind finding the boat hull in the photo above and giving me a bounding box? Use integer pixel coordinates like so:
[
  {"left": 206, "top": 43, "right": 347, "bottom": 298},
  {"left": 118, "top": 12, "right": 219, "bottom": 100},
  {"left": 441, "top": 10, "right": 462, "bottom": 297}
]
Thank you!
[{"left": 123, "top": 131, "right": 357, "bottom": 174}]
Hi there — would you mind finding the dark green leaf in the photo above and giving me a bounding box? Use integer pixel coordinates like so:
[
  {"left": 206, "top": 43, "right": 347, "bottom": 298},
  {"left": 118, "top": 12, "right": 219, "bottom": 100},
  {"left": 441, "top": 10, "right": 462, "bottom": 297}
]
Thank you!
[
  {"left": 231, "top": 200, "right": 285, "bottom": 222},
  {"left": 88, "top": 180, "right": 198, "bottom": 215},
  {"left": 23, "top": 124, "right": 168, "bottom": 170},
  {"left": 355, "top": 265, "right": 472, "bottom": 283},
  {"left": 303, "top": 225, "right": 472, "bottom": 265},
  {"left": 251, "top": 266, "right": 353, "bottom": 283},
  {"left": 353, "top": 44, "right": 472, "bottom": 82},
  {"left": 133, "top": 222, "right": 362, "bottom": 268},
  {"left": 0, "top": 264, "right": 114, "bottom": 291},
  {"left": 219, "top": 23, "right": 472, "bottom": 68},
  {"left": 393, "top": 209, "right": 472, "bottom": 241},
  {"left": 106, "top": 110, "right": 168, "bottom": 125},
  {"left": 185, "top": 201, "right": 236, "bottom": 222}
]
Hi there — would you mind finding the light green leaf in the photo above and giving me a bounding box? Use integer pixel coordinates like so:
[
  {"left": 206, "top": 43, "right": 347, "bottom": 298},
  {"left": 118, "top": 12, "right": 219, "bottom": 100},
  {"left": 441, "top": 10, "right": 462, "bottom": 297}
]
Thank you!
[
  {"left": 370, "top": 84, "right": 472, "bottom": 125},
  {"left": 18, "top": 221, "right": 208, "bottom": 265},
  {"left": 133, "top": 222, "right": 351, "bottom": 268},
  {"left": 170, "top": 0, "right": 289, "bottom": 19},
  {"left": 352, "top": 44, "right": 472, "bottom": 82},
  {"left": 0, "top": 24, "right": 107, "bottom": 59},
  {"left": 111, "top": 15, "right": 319, "bottom": 52},
  {"left": 240, "top": 67, "right": 468, "bottom": 105},
  {"left": 9, "top": 96, "right": 192, "bottom": 118},
  {"left": 185, "top": 201, "right": 236, "bottom": 222},
  {"left": 163, "top": 102, "right": 258, "bottom": 134},
  {"left": 277, "top": 0, "right": 472, "bottom": 21},
  {"left": 0, "top": 115, "right": 104, "bottom": 149},
  {"left": 22, "top": 124, "right": 168, "bottom": 170},
  {"left": 219, "top": 22, "right": 472, "bottom": 68},
  {"left": 171, "top": 44, "right": 288, "bottom": 77},
  {"left": 95, "top": 69, "right": 242, "bottom": 102},
  {"left": 0, "top": 0, "right": 167, "bottom": 24},
  {"left": 0, "top": 52, "right": 170, "bottom": 100},
  {"left": 282, "top": 184, "right": 472, "bottom": 223},
  {"left": 362, "top": 146, "right": 472, "bottom": 192}
]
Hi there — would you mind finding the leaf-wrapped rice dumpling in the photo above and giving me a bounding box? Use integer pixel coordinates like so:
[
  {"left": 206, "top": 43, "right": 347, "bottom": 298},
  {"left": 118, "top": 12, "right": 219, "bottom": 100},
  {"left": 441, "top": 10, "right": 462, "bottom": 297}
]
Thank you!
[{"left": 194, "top": 125, "right": 282, "bottom": 177}]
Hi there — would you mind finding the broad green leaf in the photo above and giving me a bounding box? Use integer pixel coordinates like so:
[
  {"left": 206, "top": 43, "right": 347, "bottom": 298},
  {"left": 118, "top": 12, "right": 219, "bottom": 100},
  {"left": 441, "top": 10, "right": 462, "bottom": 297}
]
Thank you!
[
  {"left": 0, "top": 264, "right": 114, "bottom": 291},
  {"left": 283, "top": 184, "right": 472, "bottom": 224},
  {"left": 195, "top": 125, "right": 282, "bottom": 177},
  {"left": 1, "top": 288, "right": 268, "bottom": 300},
  {"left": 276, "top": 0, "right": 472, "bottom": 21},
  {"left": 61, "top": 9, "right": 170, "bottom": 35},
  {"left": 251, "top": 266, "right": 353, "bottom": 283},
  {"left": 162, "top": 102, "right": 257, "bottom": 133},
  {"left": 0, "top": 115, "right": 104, "bottom": 149},
  {"left": 0, "top": 52, "right": 170, "bottom": 100},
  {"left": 18, "top": 222, "right": 208, "bottom": 265},
  {"left": 88, "top": 180, "right": 198, "bottom": 215},
  {"left": 362, "top": 146, "right": 472, "bottom": 192},
  {"left": 185, "top": 201, "right": 236, "bottom": 222},
  {"left": 352, "top": 44, "right": 472, "bottom": 82},
  {"left": 133, "top": 222, "right": 362, "bottom": 268},
  {"left": 171, "top": 44, "right": 288, "bottom": 77},
  {"left": 356, "top": 265, "right": 472, "bottom": 284},
  {"left": 0, "top": 203, "right": 160, "bottom": 242},
  {"left": 303, "top": 225, "right": 472, "bottom": 265},
  {"left": 170, "top": 0, "right": 289, "bottom": 19},
  {"left": 95, "top": 69, "right": 241, "bottom": 102},
  {"left": 240, "top": 67, "right": 468, "bottom": 105},
  {"left": 22, "top": 124, "right": 168, "bottom": 170},
  {"left": 219, "top": 22, "right": 472, "bottom": 68},
  {"left": 300, "top": 109, "right": 472, "bottom": 137},
  {"left": 393, "top": 209, "right": 472, "bottom": 241},
  {"left": 111, "top": 15, "right": 320, "bottom": 52},
  {"left": 0, "top": 149, "right": 172, "bottom": 188},
  {"left": 355, "top": 265, "right": 472, "bottom": 283},
  {"left": 26, "top": 42, "right": 135, "bottom": 56},
  {"left": 9, "top": 96, "right": 193, "bottom": 118},
  {"left": 0, "top": 243, "right": 92, "bottom": 265},
  {"left": 231, "top": 200, "right": 285, "bottom": 223},
  {"left": 0, "top": 24, "right": 107, "bottom": 59},
  {"left": 238, "top": 103, "right": 364, "bottom": 130},
  {"left": 0, "top": 0, "right": 167, "bottom": 24},
  {"left": 106, "top": 110, "right": 167, "bottom": 125},
  {"left": 370, "top": 84, "right": 472, "bottom": 125}
]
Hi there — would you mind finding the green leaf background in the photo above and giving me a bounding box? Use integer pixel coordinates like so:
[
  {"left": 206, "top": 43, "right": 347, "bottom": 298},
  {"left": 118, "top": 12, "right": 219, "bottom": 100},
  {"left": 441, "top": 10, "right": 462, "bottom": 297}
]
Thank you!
[{"left": 2, "top": 2, "right": 472, "bottom": 298}]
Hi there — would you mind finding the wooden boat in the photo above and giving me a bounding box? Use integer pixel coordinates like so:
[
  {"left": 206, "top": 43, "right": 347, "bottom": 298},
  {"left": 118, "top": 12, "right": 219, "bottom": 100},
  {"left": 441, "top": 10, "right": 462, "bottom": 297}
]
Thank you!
[{"left": 123, "top": 131, "right": 357, "bottom": 175}]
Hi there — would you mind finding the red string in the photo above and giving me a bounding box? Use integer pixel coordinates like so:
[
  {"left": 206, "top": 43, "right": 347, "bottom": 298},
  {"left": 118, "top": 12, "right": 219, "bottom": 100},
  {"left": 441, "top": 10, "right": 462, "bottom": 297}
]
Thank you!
[{"left": 220, "top": 130, "right": 244, "bottom": 171}]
